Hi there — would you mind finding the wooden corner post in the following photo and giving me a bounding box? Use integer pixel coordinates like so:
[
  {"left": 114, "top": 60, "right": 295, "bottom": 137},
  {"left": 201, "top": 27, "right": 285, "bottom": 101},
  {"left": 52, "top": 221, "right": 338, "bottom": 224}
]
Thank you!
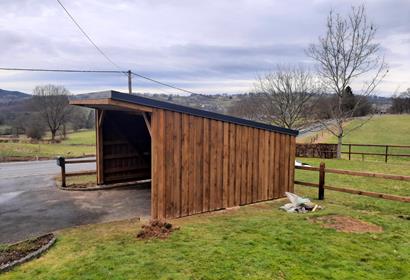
[{"left": 318, "top": 162, "right": 325, "bottom": 200}]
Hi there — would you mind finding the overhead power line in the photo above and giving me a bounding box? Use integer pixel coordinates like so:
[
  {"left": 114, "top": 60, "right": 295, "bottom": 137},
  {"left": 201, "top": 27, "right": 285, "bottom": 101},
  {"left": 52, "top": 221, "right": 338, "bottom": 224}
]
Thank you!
[
  {"left": 0, "top": 67, "right": 200, "bottom": 95},
  {"left": 131, "top": 72, "right": 199, "bottom": 95},
  {"left": 55, "top": 0, "right": 124, "bottom": 73},
  {"left": 54, "top": 0, "right": 201, "bottom": 95}
]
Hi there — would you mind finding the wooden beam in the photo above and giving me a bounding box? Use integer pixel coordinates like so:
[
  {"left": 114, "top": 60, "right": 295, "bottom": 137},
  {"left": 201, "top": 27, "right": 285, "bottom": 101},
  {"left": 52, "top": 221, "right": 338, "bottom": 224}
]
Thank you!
[
  {"left": 108, "top": 99, "right": 153, "bottom": 112},
  {"left": 98, "top": 110, "right": 105, "bottom": 128},
  {"left": 70, "top": 98, "right": 111, "bottom": 106},
  {"left": 142, "top": 112, "right": 152, "bottom": 137}
]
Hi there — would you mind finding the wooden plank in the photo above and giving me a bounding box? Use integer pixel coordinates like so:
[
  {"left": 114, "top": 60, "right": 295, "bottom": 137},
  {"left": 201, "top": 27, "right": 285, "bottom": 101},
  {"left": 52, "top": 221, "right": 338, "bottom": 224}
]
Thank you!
[
  {"left": 228, "top": 123, "right": 236, "bottom": 207},
  {"left": 246, "top": 127, "right": 253, "bottom": 204},
  {"left": 70, "top": 98, "right": 111, "bottom": 106},
  {"left": 188, "top": 115, "right": 196, "bottom": 215},
  {"left": 107, "top": 99, "right": 153, "bottom": 112},
  {"left": 194, "top": 116, "right": 204, "bottom": 214},
  {"left": 325, "top": 168, "right": 410, "bottom": 181},
  {"left": 202, "top": 118, "right": 211, "bottom": 212},
  {"left": 65, "top": 159, "right": 96, "bottom": 164},
  {"left": 252, "top": 128, "right": 259, "bottom": 202},
  {"left": 209, "top": 120, "right": 219, "bottom": 210},
  {"left": 151, "top": 109, "right": 158, "bottom": 218},
  {"left": 294, "top": 180, "right": 319, "bottom": 188},
  {"left": 262, "top": 130, "right": 270, "bottom": 200},
  {"left": 216, "top": 121, "right": 224, "bottom": 209},
  {"left": 273, "top": 133, "right": 281, "bottom": 198},
  {"left": 279, "top": 134, "right": 286, "bottom": 197},
  {"left": 164, "top": 111, "right": 174, "bottom": 218},
  {"left": 222, "top": 122, "right": 230, "bottom": 208},
  {"left": 180, "top": 114, "right": 190, "bottom": 216},
  {"left": 156, "top": 109, "right": 166, "bottom": 219},
  {"left": 257, "top": 129, "right": 264, "bottom": 201},
  {"left": 96, "top": 109, "right": 104, "bottom": 185},
  {"left": 324, "top": 185, "right": 410, "bottom": 203},
  {"left": 234, "top": 125, "right": 242, "bottom": 206},
  {"left": 288, "top": 136, "right": 296, "bottom": 193},
  {"left": 173, "top": 112, "right": 182, "bottom": 217},
  {"left": 268, "top": 132, "right": 275, "bottom": 199},
  {"left": 65, "top": 170, "right": 96, "bottom": 177},
  {"left": 142, "top": 112, "right": 152, "bottom": 137},
  {"left": 283, "top": 135, "right": 290, "bottom": 193},
  {"left": 241, "top": 126, "right": 248, "bottom": 205}
]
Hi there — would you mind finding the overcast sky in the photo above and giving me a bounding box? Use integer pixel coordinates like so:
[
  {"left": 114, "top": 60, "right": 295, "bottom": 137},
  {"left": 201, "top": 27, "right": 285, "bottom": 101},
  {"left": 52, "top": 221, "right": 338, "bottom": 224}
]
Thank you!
[{"left": 0, "top": 0, "right": 409, "bottom": 96}]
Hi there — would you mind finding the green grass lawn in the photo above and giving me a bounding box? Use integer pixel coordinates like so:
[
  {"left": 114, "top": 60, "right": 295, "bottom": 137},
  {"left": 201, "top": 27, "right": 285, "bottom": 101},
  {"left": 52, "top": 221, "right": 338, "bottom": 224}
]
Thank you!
[
  {"left": 305, "top": 114, "right": 410, "bottom": 163},
  {"left": 2, "top": 159, "right": 409, "bottom": 279},
  {"left": 0, "top": 130, "right": 95, "bottom": 158}
]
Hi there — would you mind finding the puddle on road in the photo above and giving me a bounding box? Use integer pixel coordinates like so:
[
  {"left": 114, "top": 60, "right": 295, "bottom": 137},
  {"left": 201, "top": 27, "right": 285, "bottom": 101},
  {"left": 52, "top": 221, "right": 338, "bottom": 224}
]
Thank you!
[{"left": 0, "top": 191, "right": 24, "bottom": 204}]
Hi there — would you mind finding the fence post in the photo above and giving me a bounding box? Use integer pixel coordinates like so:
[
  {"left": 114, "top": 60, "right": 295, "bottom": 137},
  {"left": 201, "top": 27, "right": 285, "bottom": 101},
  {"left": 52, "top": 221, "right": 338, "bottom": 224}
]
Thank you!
[
  {"left": 318, "top": 162, "right": 325, "bottom": 200},
  {"left": 348, "top": 144, "right": 352, "bottom": 160},
  {"left": 385, "top": 145, "right": 389, "bottom": 163},
  {"left": 56, "top": 156, "right": 66, "bottom": 188}
]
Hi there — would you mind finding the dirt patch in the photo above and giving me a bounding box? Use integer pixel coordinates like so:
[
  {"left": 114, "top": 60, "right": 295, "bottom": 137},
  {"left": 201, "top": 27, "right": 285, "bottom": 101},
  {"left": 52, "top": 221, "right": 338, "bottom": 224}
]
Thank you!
[
  {"left": 0, "top": 233, "right": 54, "bottom": 267},
  {"left": 310, "top": 215, "right": 383, "bottom": 233},
  {"left": 136, "top": 220, "right": 179, "bottom": 240}
]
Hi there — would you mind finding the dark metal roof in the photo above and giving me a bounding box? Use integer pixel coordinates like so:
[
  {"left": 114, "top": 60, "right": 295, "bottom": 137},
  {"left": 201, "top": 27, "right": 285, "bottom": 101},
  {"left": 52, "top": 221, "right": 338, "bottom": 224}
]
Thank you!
[{"left": 74, "top": 90, "right": 299, "bottom": 136}]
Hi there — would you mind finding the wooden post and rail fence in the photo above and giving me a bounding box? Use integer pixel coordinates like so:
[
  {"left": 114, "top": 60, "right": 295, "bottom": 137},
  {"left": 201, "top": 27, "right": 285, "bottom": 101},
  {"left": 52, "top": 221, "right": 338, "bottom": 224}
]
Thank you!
[
  {"left": 295, "top": 162, "right": 410, "bottom": 203},
  {"left": 56, "top": 157, "right": 96, "bottom": 188},
  {"left": 56, "top": 155, "right": 410, "bottom": 204},
  {"left": 296, "top": 143, "right": 410, "bottom": 162},
  {"left": 342, "top": 143, "right": 410, "bottom": 163}
]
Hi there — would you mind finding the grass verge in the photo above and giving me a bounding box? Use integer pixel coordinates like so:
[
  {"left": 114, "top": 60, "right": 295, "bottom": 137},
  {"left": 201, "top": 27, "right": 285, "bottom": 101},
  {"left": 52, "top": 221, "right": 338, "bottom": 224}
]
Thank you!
[
  {"left": 0, "top": 130, "right": 95, "bottom": 159},
  {"left": 2, "top": 159, "right": 409, "bottom": 279}
]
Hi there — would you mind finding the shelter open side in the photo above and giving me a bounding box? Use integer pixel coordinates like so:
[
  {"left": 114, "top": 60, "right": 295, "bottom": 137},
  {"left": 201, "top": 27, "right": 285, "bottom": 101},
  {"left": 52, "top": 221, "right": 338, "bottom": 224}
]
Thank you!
[{"left": 70, "top": 90, "right": 299, "bottom": 219}]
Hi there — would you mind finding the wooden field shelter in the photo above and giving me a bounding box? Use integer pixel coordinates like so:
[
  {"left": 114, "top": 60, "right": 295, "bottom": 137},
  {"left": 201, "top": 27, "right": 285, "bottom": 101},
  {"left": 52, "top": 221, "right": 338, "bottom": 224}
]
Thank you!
[{"left": 70, "top": 90, "right": 299, "bottom": 219}]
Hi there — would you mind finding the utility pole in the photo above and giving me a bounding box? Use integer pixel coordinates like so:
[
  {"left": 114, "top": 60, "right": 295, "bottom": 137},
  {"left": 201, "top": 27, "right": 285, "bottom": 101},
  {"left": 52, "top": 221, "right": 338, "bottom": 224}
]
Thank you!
[{"left": 127, "top": 70, "right": 132, "bottom": 94}]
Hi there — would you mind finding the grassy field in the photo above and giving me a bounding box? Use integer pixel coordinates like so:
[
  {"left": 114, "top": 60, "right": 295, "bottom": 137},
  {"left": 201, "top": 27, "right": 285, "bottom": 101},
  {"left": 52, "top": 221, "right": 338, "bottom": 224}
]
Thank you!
[
  {"left": 2, "top": 158, "right": 409, "bottom": 279},
  {"left": 0, "top": 130, "right": 95, "bottom": 158},
  {"left": 298, "top": 114, "right": 410, "bottom": 163}
]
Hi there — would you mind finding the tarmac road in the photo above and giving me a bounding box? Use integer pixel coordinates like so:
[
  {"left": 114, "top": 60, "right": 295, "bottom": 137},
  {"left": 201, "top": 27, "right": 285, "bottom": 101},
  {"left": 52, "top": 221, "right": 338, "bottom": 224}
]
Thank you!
[{"left": 0, "top": 158, "right": 150, "bottom": 243}]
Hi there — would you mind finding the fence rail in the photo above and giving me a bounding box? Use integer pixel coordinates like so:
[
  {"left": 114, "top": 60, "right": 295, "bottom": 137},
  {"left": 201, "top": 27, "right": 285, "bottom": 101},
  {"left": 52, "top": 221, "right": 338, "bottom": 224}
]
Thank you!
[
  {"left": 56, "top": 157, "right": 96, "bottom": 188},
  {"left": 342, "top": 143, "right": 410, "bottom": 162},
  {"left": 295, "top": 162, "right": 410, "bottom": 203}
]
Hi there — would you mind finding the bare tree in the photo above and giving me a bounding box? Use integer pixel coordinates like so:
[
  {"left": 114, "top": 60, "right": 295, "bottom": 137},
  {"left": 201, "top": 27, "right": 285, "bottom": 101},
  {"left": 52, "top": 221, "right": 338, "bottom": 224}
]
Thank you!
[
  {"left": 255, "top": 65, "right": 320, "bottom": 129},
  {"left": 31, "top": 85, "right": 73, "bottom": 141},
  {"left": 306, "top": 5, "right": 388, "bottom": 158}
]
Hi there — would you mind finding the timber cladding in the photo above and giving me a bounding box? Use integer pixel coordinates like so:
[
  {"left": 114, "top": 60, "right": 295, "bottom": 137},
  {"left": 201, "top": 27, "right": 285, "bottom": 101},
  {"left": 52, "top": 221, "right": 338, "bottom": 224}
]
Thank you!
[
  {"left": 71, "top": 91, "right": 298, "bottom": 220},
  {"left": 151, "top": 108, "right": 296, "bottom": 219}
]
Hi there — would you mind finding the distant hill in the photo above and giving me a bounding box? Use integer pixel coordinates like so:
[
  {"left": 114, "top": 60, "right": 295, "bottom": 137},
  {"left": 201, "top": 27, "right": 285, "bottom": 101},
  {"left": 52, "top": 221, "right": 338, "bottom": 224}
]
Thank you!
[{"left": 0, "top": 89, "right": 30, "bottom": 104}]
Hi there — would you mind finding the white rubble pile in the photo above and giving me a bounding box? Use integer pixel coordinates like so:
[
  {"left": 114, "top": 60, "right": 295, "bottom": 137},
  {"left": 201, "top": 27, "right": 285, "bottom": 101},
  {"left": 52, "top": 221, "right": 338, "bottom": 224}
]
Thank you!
[{"left": 280, "top": 192, "right": 322, "bottom": 213}]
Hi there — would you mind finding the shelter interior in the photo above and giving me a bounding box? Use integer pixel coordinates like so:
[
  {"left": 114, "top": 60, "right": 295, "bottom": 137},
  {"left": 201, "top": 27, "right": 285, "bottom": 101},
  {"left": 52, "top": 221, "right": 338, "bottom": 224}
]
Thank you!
[{"left": 99, "top": 110, "right": 152, "bottom": 184}]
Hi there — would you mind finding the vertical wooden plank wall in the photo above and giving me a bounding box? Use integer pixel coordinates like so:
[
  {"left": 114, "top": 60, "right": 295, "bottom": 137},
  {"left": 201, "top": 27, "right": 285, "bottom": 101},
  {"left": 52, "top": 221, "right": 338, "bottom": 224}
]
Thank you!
[{"left": 151, "top": 108, "right": 296, "bottom": 219}]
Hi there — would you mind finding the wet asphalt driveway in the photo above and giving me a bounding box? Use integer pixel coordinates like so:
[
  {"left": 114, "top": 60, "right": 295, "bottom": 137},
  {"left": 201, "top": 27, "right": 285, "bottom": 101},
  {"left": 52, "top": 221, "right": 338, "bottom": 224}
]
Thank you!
[{"left": 0, "top": 159, "right": 150, "bottom": 243}]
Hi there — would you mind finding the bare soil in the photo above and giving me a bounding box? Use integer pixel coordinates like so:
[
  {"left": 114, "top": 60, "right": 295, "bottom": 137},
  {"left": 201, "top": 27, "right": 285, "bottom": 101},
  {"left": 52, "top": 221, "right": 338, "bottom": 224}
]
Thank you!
[
  {"left": 310, "top": 215, "right": 383, "bottom": 233},
  {"left": 0, "top": 233, "right": 54, "bottom": 266},
  {"left": 137, "top": 220, "right": 179, "bottom": 240}
]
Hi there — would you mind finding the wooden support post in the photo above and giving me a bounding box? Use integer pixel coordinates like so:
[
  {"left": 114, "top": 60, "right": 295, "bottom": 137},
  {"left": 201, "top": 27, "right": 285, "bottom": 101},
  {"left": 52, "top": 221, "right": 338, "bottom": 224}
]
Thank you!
[
  {"left": 57, "top": 156, "right": 66, "bottom": 188},
  {"left": 385, "top": 145, "right": 389, "bottom": 163},
  {"left": 142, "top": 112, "right": 152, "bottom": 137},
  {"left": 318, "top": 162, "right": 325, "bottom": 200},
  {"left": 348, "top": 144, "right": 351, "bottom": 160}
]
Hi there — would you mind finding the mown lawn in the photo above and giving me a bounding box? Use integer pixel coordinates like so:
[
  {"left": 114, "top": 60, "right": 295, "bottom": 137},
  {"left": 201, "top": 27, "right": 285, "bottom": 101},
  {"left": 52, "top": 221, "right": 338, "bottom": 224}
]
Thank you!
[
  {"left": 2, "top": 159, "right": 409, "bottom": 279},
  {"left": 326, "top": 114, "right": 410, "bottom": 163},
  {"left": 0, "top": 130, "right": 95, "bottom": 158},
  {"left": 299, "top": 114, "right": 410, "bottom": 163}
]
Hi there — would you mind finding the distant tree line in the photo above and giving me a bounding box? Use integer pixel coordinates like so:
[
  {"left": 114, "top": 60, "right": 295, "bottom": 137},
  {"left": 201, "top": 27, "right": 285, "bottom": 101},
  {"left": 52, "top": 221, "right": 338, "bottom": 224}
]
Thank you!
[
  {"left": 390, "top": 89, "right": 410, "bottom": 114},
  {"left": 1, "top": 85, "right": 94, "bottom": 140}
]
